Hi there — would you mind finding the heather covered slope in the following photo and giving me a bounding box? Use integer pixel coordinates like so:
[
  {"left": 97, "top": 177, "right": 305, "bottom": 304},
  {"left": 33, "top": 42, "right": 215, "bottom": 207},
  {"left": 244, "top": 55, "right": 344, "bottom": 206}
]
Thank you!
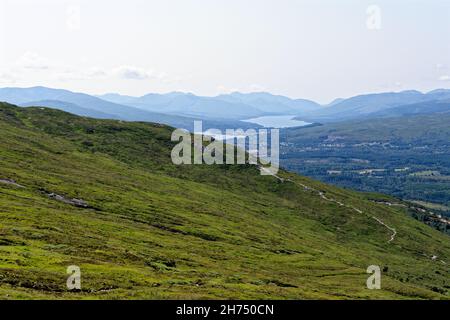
[{"left": 0, "top": 102, "right": 448, "bottom": 299}]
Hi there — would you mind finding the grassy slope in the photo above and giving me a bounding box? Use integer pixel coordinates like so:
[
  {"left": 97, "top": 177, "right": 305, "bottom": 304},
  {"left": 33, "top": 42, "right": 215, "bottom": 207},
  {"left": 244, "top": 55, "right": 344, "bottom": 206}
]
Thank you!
[
  {"left": 283, "top": 113, "right": 450, "bottom": 212},
  {"left": 287, "top": 113, "right": 450, "bottom": 144},
  {"left": 0, "top": 103, "right": 449, "bottom": 299}
]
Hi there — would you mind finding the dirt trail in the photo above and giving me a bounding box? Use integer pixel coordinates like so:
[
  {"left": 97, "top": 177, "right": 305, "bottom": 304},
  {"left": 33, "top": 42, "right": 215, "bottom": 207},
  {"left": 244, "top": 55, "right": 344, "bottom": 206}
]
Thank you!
[
  {"left": 263, "top": 169, "right": 397, "bottom": 243},
  {"left": 371, "top": 217, "right": 397, "bottom": 243}
]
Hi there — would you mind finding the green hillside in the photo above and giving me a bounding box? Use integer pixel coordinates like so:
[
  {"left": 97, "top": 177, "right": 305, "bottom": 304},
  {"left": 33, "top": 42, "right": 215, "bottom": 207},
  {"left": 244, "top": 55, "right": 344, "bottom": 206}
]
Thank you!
[
  {"left": 0, "top": 102, "right": 448, "bottom": 299},
  {"left": 282, "top": 114, "right": 450, "bottom": 217}
]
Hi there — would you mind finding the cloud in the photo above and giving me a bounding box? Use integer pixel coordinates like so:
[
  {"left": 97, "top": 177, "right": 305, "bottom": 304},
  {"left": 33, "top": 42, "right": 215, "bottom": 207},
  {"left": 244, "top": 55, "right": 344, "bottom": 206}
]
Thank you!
[
  {"left": 54, "top": 67, "right": 108, "bottom": 82},
  {"left": 0, "top": 72, "right": 18, "bottom": 84},
  {"left": 4, "top": 53, "right": 177, "bottom": 86},
  {"left": 216, "top": 84, "right": 267, "bottom": 95},
  {"left": 85, "top": 67, "right": 107, "bottom": 78},
  {"left": 113, "top": 66, "right": 152, "bottom": 80},
  {"left": 16, "top": 52, "right": 51, "bottom": 70},
  {"left": 155, "top": 71, "right": 182, "bottom": 84},
  {"left": 439, "top": 75, "right": 450, "bottom": 81},
  {"left": 249, "top": 84, "right": 266, "bottom": 92},
  {"left": 157, "top": 71, "right": 168, "bottom": 80},
  {"left": 216, "top": 85, "right": 239, "bottom": 94},
  {"left": 216, "top": 85, "right": 228, "bottom": 93}
]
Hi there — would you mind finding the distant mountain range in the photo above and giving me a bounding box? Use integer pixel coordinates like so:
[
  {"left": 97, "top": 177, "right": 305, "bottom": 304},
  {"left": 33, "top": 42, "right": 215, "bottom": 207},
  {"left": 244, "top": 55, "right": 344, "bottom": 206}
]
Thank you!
[
  {"left": 1, "top": 86, "right": 450, "bottom": 127},
  {"left": 99, "top": 89, "right": 450, "bottom": 123},
  {"left": 369, "top": 99, "right": 450, "bottom": 118},
  {"left": 0, "top": 87, "right": 262, "bottom": 131},
  {"left": 98, "top": 91, "right": 320, "bottom": 119},
  {"left": 299, "top": 89, "right": 450, "bottom": 122},
  {"left": 0, "top": 86, "right": 187, "bottom": 123}
]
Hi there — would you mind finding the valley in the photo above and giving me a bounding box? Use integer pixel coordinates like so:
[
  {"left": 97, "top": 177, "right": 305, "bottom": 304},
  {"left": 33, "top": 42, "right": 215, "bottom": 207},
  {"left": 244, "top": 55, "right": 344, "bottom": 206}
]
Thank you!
[{"left": 282, "top": 113, "right": 450, "bottom": 224}]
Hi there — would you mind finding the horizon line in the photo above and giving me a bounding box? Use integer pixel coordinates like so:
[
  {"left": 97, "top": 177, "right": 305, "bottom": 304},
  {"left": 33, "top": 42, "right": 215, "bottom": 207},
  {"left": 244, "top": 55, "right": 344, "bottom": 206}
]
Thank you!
[{"left": 1, "top": 85, "right": 449, "bottom": 106}]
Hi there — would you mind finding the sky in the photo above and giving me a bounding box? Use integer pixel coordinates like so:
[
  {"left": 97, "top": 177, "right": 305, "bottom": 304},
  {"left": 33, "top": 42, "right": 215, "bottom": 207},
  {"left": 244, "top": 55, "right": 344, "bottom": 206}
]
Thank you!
[{"left": 0, "top": 0, "right": 449, "bottom": 103}]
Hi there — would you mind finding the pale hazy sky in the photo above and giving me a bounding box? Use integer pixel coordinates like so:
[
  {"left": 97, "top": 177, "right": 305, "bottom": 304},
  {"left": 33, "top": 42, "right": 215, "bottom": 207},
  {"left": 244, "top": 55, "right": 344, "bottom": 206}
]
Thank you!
[{"left": 0, "top": 0, "right": 449, "bottom": 103}]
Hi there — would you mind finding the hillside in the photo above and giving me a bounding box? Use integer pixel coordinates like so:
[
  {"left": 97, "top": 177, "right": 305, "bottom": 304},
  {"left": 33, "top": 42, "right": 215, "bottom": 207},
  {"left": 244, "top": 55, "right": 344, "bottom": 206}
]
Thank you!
[
  {"left": 368, "top": 100, "right": 450, "bottom": 118},
  {"left": 0, "top": 87, "right": 262, "bottom": 132},
  {"left": 19, "top": 100, "right": 120, "bottom": 120},
  {"left": 298, "top": 89, "right": 450, "bottom": 122},
  {"left": 0, "top": 102, "right": 449, "bottom": 299},
  {"left": 282, "top": 114, "right": 450, "bottom": 217}
]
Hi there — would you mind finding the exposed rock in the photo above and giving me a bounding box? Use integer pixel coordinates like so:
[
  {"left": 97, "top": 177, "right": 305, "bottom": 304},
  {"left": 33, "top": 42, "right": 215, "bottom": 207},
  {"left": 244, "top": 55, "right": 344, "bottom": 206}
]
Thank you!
[
  {"left": 0, "top": 179, "right": 25, "bottom": 188},
  {"left": 46, "top": 192, "right": 90, "bottom": 208}
]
